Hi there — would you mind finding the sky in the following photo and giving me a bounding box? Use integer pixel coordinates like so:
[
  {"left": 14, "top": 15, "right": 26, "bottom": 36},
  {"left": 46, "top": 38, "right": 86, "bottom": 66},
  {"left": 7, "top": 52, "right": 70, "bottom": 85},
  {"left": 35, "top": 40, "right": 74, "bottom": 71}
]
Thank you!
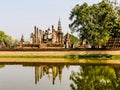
[{"left": 0, "top": 0, "right": 119, "bottom": 40}]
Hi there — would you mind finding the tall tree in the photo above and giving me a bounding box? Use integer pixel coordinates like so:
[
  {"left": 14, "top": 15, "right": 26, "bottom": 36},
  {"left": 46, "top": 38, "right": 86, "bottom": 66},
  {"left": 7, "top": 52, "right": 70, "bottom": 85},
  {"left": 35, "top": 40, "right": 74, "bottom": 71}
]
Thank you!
[
  {"left": 69, "top": 0, "right": 120, "bottom": 48},
  {"left": 0, "top": 30, "right": 19, "bottom": 48},
  {"left": 64, "top": 34, "right": 81, "bottom": 47},
  {"left": 0, "top": 31, "right": 7, "bottom": 47}
]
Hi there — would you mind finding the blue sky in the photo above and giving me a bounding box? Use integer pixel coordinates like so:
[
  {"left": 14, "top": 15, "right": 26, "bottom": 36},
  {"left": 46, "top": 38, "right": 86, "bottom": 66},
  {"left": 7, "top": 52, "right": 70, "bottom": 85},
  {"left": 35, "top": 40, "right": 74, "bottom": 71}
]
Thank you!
[{"left": 0, "top": 0, "right": 118, "bottom": 40}]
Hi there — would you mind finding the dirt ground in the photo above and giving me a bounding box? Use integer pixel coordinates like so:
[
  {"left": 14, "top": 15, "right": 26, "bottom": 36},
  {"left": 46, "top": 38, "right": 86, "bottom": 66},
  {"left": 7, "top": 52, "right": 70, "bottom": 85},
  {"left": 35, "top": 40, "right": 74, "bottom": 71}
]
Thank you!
[{"left": 0, "top": 50, "right": 119, "bottom": 56}]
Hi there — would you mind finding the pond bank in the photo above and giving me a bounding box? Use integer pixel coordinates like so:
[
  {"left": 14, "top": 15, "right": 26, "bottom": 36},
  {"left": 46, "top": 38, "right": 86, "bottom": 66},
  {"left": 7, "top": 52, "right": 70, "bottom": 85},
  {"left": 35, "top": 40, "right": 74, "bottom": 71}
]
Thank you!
[
  {"left": 0, "top": 50, "right": 120, "bottom": 56},
  {"left": 0, "top": 58, "right": 120, "bottom": 65},
  {"left": 0, "top": 51, "right": 120, "bottom": 60}
]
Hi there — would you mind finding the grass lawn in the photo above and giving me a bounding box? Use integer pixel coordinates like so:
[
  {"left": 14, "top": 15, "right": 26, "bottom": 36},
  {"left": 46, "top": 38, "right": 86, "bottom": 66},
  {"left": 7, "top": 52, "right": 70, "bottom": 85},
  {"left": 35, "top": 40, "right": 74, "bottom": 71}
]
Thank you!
[{"left": 0, "top": 54, "right": 120, "bottom": 60}]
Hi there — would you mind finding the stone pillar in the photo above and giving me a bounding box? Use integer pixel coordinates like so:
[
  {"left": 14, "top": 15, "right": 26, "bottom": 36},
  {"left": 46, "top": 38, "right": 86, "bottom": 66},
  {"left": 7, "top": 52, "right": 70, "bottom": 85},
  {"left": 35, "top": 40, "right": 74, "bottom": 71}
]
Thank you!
[
  {"left": 52, "top": 25, "right": 56, "bottom": 44},
  {"left": 58, "top": 32, "right": 60, "bottom": 44},
  {"left": 34, "top": 26, "right": 39, "bottom": 44},
  {"left": 65, "top": 33, "right": 70, "bottom": 48},
  {"left": 61, "top": 33, "right": 64, "bottom": 44},
  {"left": 36, "top": 27, "right": 39, "bottom": 44},
  {"left": 34, "top": 26, "right": 37, "bottom": 44},
  {"left": 39, "top": 30, "right": 42, "bottom": 44},
  {"left": 20, "top": 34, "right": 24, "bottom": 48},
  {"left": 30, "top": 33, "right": 34, "bottom": 44},
  {"left": 66, "top": 41, "right": 69, "bottom": 48}
]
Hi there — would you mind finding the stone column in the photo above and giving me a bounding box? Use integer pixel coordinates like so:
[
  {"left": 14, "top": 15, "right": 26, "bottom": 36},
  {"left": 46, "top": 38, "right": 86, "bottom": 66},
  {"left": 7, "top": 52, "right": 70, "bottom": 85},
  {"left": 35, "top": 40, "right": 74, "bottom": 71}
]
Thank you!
[
  {"left": 34, "top": 26, "right": 37, "bottom": 44},
  {"left": 20, "top": 34, "right": 24, "bottom": 48},
  {"left": 36, "top": 27, "right": 39, "bottom": 44},
  {"left": 52, "top": 25, "right": 56, "bottom": 44},
  {"left": 65, "top": 33, "right": 70, "bottom": 48},
  {"left": 30, "top": 33, "right": 34, "bottom": 44},
  {"left": 39, "top": 30, "right": 42, "bottom": 44},
  {"left": 66, "top": 40, "right": 69, "bottom": 48}
]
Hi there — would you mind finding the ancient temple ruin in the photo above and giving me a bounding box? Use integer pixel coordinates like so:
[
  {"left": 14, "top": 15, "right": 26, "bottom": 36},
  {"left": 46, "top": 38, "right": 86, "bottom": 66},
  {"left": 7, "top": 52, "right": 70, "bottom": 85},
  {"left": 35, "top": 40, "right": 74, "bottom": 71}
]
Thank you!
[
  {"left": 106, "top": 31, "right": 120, "bottom": 49},
  {"left": 19, "top": 19, "right": 72, "bottom": 49},
  {"left": 29, "top": 19, "right": 64, "bottom": 48}
]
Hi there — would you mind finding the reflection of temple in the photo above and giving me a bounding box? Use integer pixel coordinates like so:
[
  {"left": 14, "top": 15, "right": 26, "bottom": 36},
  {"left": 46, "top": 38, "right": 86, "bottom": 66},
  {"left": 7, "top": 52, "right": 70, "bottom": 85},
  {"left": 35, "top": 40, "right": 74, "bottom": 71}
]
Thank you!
[{"left": 35, "top": 65, "right": 64, "bottom": 85}]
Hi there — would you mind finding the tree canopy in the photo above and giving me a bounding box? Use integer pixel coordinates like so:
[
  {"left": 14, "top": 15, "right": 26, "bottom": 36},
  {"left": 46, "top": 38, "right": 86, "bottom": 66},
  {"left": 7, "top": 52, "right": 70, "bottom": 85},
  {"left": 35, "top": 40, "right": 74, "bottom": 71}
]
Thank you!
[
  {"left": 0, "top": 31, "right": 7, "bottom": 45},
  {"left": 69, "top": 0, "right": 120, "bottom": 47},
  {"left": 0, "top": 30, "right": 19, "bottom": 48},
  {"left": 64, "top": 34, "right": 81, "bottom": 47}
]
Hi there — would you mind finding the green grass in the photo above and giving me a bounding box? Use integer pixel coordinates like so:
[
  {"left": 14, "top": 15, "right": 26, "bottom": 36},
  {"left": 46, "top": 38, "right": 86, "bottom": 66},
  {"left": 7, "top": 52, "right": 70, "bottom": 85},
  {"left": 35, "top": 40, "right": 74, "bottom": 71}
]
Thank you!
[
  {"left": 65, "top": 54, "right": 112, "bottom": 60},
  {"left": 0, "top": 54, "right": 120, "bottom": 60},
  {"left": 65, "top": 54, "right": 120, "bottom": 60},
  {"left": 0, "top": 55, "right": 64, "bottom": 58},
  {"left": 111, "top": 55, "right": 120, "bottom": 60}
]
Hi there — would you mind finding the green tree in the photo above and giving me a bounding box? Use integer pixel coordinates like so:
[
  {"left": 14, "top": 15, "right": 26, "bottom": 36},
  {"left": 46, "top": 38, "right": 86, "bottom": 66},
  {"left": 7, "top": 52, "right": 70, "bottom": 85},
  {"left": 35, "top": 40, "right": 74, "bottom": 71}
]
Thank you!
[
  {"left": 64, "top": 34, "right": 81, "bottom": 47},
  {"left": 0, "top": 30, "right": 19, "bottom": 48},
  {"left": 4, "top": 37, "right": 20, "bottom": 48},
  {"left": 4, "top": 36, "right": 14, "bottom": 47},
  {"left": 69, "top": 0, "right": 120, "bottom": 48},
  {"left": 13, "top": 39, "right": 20, "bottom": 47},
  {"left": 0, "top": 31, "right": 7, "bottom": 46},
  {"left": 70, "top": 65, "right": 119, "bottom": 90}
]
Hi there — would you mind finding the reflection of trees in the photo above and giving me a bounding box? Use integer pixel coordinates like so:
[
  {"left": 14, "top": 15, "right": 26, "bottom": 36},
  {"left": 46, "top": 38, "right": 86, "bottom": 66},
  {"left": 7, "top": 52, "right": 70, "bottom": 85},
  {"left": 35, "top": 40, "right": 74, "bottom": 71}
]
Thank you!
[
  {"left": 0, "top": 65, "right": 5, "bottom": 69},
  {"left": 70, "top": 65, "right": 120, "bottom": 90}
]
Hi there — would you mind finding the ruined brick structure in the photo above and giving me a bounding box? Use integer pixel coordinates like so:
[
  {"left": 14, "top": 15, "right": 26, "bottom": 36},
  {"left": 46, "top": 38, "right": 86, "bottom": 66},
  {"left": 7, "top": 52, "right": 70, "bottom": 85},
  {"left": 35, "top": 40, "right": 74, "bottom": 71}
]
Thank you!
[
  {"left": 20, "top": 34, "right": 24, "bottom": 48},
  {"left": 19, "top": 19, "right": 72, "bottom": 49},
  {"left": 106, "top": 32, "right": 120, "bottom": 49},
  {"left": 64, "top": 33, "right": 71, "bottom": 48},
  {"left": 30, "top": 19, "right": 64, "bottom": 48}
]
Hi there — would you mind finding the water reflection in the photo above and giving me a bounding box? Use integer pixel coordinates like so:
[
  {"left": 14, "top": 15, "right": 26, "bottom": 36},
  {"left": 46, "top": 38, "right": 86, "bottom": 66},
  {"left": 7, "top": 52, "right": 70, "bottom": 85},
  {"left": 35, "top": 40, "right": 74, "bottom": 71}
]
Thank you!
[
  {"left": 34, "top": 64, "right": 66, "bottom": 85},
  {"left": 70, "top": 65, "right": 120, "bottom": 90},
  {"left": 1, "top": 62, "right": 120, "bottom": 90},
  {"left": 0, "top": 65, "right": 5, "bottom": 69}
]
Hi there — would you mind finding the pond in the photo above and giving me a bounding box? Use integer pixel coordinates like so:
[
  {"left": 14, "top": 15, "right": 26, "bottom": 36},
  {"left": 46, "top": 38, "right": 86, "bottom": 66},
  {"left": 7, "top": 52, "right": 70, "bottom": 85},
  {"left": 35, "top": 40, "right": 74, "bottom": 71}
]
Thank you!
[{"left": 0, "top": 60, "right": 120, "bottom": 90}]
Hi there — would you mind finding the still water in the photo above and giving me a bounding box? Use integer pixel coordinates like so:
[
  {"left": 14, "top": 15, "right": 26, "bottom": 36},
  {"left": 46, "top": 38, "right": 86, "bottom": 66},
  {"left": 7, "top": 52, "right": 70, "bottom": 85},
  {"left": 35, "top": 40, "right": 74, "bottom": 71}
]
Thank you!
[{"left": 0, "top": 62, "right": 120, "bottom": 90}]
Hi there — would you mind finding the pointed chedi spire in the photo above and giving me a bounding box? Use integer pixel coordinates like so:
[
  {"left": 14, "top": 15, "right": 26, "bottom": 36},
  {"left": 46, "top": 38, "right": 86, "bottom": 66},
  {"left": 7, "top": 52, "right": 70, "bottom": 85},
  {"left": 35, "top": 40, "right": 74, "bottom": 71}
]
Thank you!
[
  {"left": 20, "top": 34, "right": 24, "bottom": 48},
  {"left": 21, "top": 34, "right": 24, "bottom": 42},
  {"left": 58, "top": 18, "right": 62, "bottom": 32}
]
